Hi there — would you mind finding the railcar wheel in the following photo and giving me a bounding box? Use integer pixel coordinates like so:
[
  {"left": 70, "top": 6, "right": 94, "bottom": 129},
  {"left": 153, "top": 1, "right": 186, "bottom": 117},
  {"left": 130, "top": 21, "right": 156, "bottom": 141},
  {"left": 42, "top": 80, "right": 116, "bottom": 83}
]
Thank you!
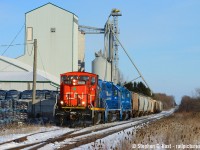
[
  {"left": 60, "top": 116, "right": 64, "bottom": 126},
  {"left": 108, "top": 113, "right": 113, "bottom": 122},
  {"left": 127, "top": 112, "right": 130, "bottom": 119},
  {"left": 102, "top": 112, "right": 105, "bottom": 124},
  {"left": 117, "top": 111, "right": 120, "bottom": 121},
  {"left": 122, "top": 112, "right": 126, "bottom": 120},
  {"left": 55, "top": 115, "right": 64, "bottom": 126}
]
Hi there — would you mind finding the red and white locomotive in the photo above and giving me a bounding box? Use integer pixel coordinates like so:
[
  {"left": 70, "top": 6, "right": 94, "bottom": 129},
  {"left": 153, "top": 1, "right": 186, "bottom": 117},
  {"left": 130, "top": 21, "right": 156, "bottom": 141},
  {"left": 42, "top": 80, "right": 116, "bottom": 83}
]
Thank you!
[{"left": 55, "top": 72, "right": 105, "bottom": 126}]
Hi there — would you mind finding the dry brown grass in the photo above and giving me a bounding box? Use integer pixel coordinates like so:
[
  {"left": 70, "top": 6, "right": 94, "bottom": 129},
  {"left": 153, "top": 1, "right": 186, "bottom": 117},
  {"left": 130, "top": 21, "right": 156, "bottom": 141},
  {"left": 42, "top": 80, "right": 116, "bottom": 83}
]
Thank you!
[
  {"left": 0, "top": 123, "right": 52, "bottom": 136},
  {"left": 118, "top": 112, "right": 200, "bottom": 150},
  {"left": 79, "top": 112, "right": 200, "bottom": 150}
]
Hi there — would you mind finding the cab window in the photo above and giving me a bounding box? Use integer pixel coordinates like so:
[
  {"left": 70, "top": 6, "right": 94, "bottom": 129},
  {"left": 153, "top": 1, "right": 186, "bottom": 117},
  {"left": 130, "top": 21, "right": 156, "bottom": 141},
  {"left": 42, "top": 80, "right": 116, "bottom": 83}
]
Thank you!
[
  {"left": 61, "top": 75, "right": 78, "bottom": 84},
  {"left": 126, "top": 93, "right": 130, "bottom": 98},
  {"left": 113, "top": 89, "right": 118, "bottom": 96},
  {"left": 68, "top": 75, "right": 78, "bottom": 80},
  {"left": 61, "top": 76, "right": 67, "bottom": 82},
  {"left": 80, "top": 76, "right": 89, "bottom": 81},
  {"left": 91, "top": 77, "right": 96, "bottom": 85}
]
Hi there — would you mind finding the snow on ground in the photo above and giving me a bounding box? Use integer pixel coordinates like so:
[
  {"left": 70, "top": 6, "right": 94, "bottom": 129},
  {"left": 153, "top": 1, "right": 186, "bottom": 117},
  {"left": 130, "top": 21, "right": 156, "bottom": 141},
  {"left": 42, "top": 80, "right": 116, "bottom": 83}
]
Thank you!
[
  {"left": 0, "top": 126, "right": 60, "bottom": 143},
  {"left": 0, "top": 126, "right": 74, "bottom": 150},
  {"left": 40, "top": 119, "right": 149, "bottom": 150},
  {"left": 72, "top": 124, "right": 146, "bottom": 150}
]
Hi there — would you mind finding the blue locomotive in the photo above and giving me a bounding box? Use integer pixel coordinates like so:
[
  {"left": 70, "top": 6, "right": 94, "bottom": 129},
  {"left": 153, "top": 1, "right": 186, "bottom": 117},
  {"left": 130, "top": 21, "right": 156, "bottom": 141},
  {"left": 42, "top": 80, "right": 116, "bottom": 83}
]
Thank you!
[{"left": 96, "top": 80, "right": 132, "bottom": 122}]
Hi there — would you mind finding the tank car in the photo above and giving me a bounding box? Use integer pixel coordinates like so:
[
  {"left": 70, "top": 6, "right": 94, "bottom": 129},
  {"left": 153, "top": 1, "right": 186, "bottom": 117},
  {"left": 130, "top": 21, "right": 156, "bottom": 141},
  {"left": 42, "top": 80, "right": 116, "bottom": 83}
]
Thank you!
[{"left": 55, "top": 72, "right": 105, "bottom": 126}]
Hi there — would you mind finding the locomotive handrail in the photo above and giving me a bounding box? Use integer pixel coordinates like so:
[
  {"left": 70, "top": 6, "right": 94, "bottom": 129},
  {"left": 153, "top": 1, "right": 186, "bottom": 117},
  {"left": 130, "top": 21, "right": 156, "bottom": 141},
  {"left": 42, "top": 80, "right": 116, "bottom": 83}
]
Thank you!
[
  {"left": 63, "top": 93, "right": 89, "bottom": 107},
  {"left": 53, "top": 94, "right": 59, "bottom": 117}
]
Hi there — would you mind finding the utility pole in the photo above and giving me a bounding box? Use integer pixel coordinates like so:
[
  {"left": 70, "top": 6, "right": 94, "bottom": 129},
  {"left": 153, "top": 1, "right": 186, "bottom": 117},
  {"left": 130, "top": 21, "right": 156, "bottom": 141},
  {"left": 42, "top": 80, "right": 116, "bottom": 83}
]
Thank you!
[{"left": 32, "top": 39, "right": 37, "bottom": 116}]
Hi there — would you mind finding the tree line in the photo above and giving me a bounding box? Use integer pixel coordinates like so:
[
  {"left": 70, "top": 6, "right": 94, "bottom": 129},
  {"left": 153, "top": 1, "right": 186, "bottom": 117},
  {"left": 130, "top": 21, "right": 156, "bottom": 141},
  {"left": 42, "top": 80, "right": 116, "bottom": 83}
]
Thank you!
[
  {"left": 124, "top": 81, "right": 175, "bottom": 110},
  {"left": 178, "top": 88, "right": 200, "bottom": 112}
]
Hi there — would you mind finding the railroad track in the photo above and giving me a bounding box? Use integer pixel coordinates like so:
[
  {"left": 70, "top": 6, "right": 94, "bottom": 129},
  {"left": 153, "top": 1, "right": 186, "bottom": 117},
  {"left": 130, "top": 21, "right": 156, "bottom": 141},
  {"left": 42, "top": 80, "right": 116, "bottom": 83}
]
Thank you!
[
  {"left": 0, "top": 128, "right": 62, "bottom": 145},
  {"left": 1, "top": 110, "right": 174, "bottom": 150},
  {"left": 58, "top": 112, "right": 171, "bottom": 149}
]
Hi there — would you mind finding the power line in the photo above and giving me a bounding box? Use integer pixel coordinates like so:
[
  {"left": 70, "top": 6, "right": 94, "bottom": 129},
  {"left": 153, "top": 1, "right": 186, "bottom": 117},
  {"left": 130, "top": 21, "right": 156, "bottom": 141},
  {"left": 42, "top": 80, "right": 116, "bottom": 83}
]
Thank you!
[
  {"left": 38, "top": 46, "right": 48, "bottom": 80},
  {"left": 0, "top": 43, "right": 27, "bottom": 47},
  {"left": 111, "top": 29, "right": 153, "bottom": 94},
  {"left": 1, "top": 24, "right": 25, "bottom": 56}
]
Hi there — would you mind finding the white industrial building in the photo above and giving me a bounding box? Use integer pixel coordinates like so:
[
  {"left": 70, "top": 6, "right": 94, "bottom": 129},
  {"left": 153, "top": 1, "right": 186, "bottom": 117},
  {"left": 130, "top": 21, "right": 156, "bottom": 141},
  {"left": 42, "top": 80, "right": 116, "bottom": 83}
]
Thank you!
[{"left": 0, "top": 3, "right": 85, "bottom": 91}]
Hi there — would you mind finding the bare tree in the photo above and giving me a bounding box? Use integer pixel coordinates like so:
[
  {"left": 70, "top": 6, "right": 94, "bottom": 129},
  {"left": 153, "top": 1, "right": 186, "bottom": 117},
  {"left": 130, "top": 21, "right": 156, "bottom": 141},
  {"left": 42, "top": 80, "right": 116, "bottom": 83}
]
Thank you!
[{"left": 195, "top": 88, "right": 200, "bottom": 99}]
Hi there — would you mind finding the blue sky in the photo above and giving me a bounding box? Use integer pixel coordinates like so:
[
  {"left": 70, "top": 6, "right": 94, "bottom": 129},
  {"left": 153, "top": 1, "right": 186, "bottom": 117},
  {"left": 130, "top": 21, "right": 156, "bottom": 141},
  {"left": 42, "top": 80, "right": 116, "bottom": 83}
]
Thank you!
[{"left": 0, "top": 0, "right": 200, "bottom": 103}]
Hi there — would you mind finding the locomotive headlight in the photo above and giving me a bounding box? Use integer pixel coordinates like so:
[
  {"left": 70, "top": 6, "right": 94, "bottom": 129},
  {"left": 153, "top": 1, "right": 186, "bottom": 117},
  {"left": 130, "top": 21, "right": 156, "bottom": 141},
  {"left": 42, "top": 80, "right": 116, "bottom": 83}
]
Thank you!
[
  {"left": 72, "top": 79, "right": 76, "bottom": 85},
  {"left": 82, "top": 101, "right": 85, "bottom": 105},
  {"left": 60, "top": 101, "right": 64, "bottom": 105}
]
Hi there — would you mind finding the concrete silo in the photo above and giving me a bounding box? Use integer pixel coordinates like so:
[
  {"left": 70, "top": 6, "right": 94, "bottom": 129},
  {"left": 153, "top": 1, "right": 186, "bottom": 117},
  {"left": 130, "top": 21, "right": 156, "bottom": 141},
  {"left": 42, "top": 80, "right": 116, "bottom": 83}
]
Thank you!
[{"left": 92, "top": 50, "right": 111, "bottom": 81}]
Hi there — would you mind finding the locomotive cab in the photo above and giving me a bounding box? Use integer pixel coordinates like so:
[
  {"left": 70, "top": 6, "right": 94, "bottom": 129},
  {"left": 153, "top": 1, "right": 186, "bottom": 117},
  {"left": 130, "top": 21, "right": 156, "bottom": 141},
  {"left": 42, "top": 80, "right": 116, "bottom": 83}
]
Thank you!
[{"left": 59, "top": 74, "right": 95, "bottom": 108}]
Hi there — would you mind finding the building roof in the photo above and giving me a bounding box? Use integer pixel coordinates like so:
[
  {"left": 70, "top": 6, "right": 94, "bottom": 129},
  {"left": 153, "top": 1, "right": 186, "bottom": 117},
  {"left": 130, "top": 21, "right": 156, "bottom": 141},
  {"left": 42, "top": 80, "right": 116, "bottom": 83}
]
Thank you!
[
  {"left": 0, "top": 56, "right": 59, "bottom": 86},
  {"left": 0, "top": 55, "right": 31, "bottom": 72},
  {"left": 0, "top": 72, "right": 50, "bottom": 83},
  {"left": 25, "top": 2, "right": 78, "bottom": 18}
]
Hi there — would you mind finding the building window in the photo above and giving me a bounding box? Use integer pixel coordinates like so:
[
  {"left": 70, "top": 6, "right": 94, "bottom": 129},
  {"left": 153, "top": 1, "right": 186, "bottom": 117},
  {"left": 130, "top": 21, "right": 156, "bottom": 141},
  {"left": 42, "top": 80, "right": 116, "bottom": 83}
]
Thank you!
[
  {"left": 27, "top": 27, "right": 33, "bottom": 41},
  {"left": 51, "top": 28, "right": 56, "bottom": 33}
]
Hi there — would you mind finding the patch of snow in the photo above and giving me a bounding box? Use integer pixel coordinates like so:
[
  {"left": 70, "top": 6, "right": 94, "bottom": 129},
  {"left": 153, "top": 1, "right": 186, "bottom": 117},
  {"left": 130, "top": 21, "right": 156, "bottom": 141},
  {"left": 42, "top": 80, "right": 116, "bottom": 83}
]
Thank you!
[{"left": 0, "top": 126, "right": 74, "bottom": 150}]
